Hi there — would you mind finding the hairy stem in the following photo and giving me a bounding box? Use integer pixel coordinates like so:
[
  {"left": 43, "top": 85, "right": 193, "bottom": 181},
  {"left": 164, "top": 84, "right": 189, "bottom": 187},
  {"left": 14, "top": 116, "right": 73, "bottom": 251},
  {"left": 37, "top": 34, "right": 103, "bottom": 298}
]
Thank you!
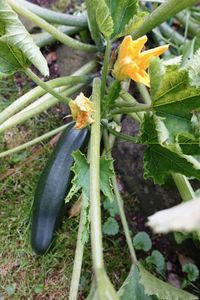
[
  {"left": 0, "top": 123, "right": 72, "bottom": 158},
  {"left": 0, "top": 76, "right": 89, "bottom": 124},
  {"left": 101, "top": 40, "right": 112, "bottom": 98},
  {"left": 33, "top": 26, "right": 80, "bottom": 48},
  {"left": 25, "top": 68, "right": 69, "bottom": 104},
  {"left": 111, "top": 103, "right": 151, "bottom": 114},
  {"left": 136, "top": 83, "right": 152, "bottom": 105},
  {"left": 172, "top": 173, "right": 195, "bottom": 201},
  {"left": 103, "top": 130, "right": 138, "bottom": 265},
  {"left": 8, "top": 0, "right": 97, "bottom": 53},
  {"left": 0, "top": 84, "right": 82, "bottom": 134},
  {"left": 132, "top": 0, "right": 198, "bottom": 39},
  {"left": 90, "top": 78, "right": 104, "bottom": 271},
  {"left": 69, "top": 203, "right": 86, "bottom": 300},
  {"left": 16, "top": 0, "right": 88, "bottom": 27}
]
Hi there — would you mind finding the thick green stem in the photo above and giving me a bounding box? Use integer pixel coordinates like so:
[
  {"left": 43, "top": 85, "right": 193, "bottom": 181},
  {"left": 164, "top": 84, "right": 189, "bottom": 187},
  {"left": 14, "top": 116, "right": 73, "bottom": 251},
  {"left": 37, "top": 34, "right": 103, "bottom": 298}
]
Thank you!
[
  {"left": 0, "top": 123, "right": 71, "bottom": 158},
  {"left": 103, "top": 130, "right": 138, "bottom": 265},
  {"left": 90, "top": 77, "right": 104, "bottom": 271},
  {"left": 111, "top": 103, "right": 151, "bottom": 114},
  {"left": 176, "top": 11, "right": 200, "bottom": 37},
  {"left": 101, "top": 40, "right": 112, "bottom": 98},
  {"left": 136, "top": 83, "right": 152, "bottom": 105},
  {"left": 0, "top": 84, "right": 82, "bottom": 134},
  {"left": 69, "top": 203, "right": 86, "bottom": 300},
  {"left": 33, "top": 26, "right": 80, "bottom": 48},
  {"left": 16, "top": 0, "right": 88, "bottom": 27},
  {"left": 171, "top": 173, "right": 195, "bottom": 201},
  {"left": 0, "top": 61, "right": 97, "bottom": 134},
  {"left": 159, "top": 23, "right": 187, "bottom": 45},
  {"left": 25, "top": 68, "right": 69, "bottom": 104},
  {"left": 132, "top": 0, "right": 198, "bottom": 39},
  {"left": 8, "top": 0, "right": 97, "bottom": 53},
  {"left": 0, "top": 76, "right": 89, "bottom": 124}
]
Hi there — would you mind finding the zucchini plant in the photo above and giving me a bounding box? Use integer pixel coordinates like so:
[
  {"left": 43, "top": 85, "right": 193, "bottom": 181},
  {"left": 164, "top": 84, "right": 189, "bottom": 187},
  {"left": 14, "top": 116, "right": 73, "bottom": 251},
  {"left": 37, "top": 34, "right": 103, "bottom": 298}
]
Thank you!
[{"left": 0, "top": 0, "right": 200, "bottom": 299}]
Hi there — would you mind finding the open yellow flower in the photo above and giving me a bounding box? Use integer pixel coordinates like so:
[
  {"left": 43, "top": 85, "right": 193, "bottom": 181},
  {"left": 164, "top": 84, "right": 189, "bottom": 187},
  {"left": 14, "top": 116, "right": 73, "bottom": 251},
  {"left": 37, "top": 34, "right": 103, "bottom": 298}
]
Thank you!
[
  {"left": 113, "top": 35, "right": 169, "bottom": 87},
  {"left": 69, "top": 93, "right": 94, "bottom": 129}
]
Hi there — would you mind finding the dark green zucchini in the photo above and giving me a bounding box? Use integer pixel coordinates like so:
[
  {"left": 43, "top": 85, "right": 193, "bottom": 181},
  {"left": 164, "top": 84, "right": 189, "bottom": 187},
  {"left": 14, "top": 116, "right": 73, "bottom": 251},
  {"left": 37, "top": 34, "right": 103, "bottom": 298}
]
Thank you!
[{"left": 31, "top": 122, "right": 88, "bottom": 254}]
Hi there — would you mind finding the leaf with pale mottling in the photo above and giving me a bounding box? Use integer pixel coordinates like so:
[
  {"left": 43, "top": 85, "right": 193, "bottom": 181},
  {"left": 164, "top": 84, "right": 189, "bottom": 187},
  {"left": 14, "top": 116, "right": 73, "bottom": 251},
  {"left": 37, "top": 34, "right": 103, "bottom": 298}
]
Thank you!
[{"left": 0, "top": 0, "right": 49, "bottom": 76}]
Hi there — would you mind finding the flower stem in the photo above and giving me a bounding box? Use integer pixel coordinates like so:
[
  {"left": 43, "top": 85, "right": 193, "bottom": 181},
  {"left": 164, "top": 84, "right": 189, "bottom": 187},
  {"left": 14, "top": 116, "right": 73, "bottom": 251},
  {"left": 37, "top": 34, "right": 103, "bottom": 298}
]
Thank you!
[
  {"left": 0, "top": 123, "right": 72, "bottom": 158},
  {"left": 171, "top": 173, "right": 195, "bottom": 201},
  {"left": 8, "top": 0, "right": 97, "bottom": 53},
  {"left": 101, "top": 40, "right": 112, "bottom": 98},
  {"left": 136, "top": 83, "right": 152, "bottom": 105},
  {"left": 0, "top": 83, "right": 83, "bottom": 134},
  {"left": 90, "top": 77, "right": 104, "bottom": 271},
  {"left": 25, "top": 68, "right": 69, "bottom": 104},
  {"left": 69, "top": 203, "right": 86, "bottom": 300},
  {"left": 0, "top": 76, "right": 89, "bottom": 125},
  {"left": 103, "top": 130, "right": 138, "bottom": 266},
  {"left": 17, "top": 0, "right": 88, "bottom": 27}
]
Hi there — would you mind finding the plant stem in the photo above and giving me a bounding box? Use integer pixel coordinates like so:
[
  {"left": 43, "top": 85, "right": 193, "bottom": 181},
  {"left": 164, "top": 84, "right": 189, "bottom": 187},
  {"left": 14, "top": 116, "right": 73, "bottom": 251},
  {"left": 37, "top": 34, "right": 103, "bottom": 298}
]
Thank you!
[
  {"left": 103, "top": 130, "right": 138, "bottom": 265},
  {"left": 101, "top": 40, "right": 112, "bottom": 98},
  {"left": 17, "top": 0, "right": 88, "bottom": 27},
  {"left": 0, "top": 123, "right": 71, "bottom": 158},
  {"left": 111, "top": 103, "right": 151, "bottom": 114},
  {"left": 176, "top": 11, "right": 200, "bottom": 37},
  {"left": 171, "top": 173, "right": 195, "bottom": 201},
  {"left": 69, "top": 203, "right": 86, "bottom": 300},
  {"left": 101, "top": 121, "right": 140, "bottom": 144},
  {"left": 90, "top": 77, "right": 104, "bottom": 271},
  {"left": 132, "top": 0, "right": 198, "bottom": 39},
  {"left": 0, "top": 84, "right": 82, "bottom": 134},
  {"left": 136, "top": 83, "right": 152, "bottom": 105},
  {"left": 8, "top": 0, "right": 97, "bottom": 53},
  {"left": 0, "top": 76, "right": 89, "bottom": 124},
  {"left": 33, "top": 26, "right": 80, "bottom": 48},
  {"left": 159, "top": 23, "right": 187, "bottom": 45},
  {"left": 25, "top": 68, "right": 69, "bottom": 104}
]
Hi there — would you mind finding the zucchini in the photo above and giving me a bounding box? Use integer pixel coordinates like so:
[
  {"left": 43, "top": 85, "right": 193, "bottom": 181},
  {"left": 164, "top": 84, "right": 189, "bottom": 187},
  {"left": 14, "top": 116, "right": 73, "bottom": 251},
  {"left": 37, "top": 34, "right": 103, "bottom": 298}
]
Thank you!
[{"left": 31, "top": 122, "right": 88, "bottom": 254}]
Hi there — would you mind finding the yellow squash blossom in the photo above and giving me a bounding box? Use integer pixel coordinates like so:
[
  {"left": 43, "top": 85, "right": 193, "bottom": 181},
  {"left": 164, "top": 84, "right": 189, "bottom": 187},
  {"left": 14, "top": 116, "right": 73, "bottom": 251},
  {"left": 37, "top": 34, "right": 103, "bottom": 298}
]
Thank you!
[
  {"left": 113, "top": 35, "right": 169, "bottom": 87},
  {"left": 69, "top": 93, "right": 94, "bottom": 129}
]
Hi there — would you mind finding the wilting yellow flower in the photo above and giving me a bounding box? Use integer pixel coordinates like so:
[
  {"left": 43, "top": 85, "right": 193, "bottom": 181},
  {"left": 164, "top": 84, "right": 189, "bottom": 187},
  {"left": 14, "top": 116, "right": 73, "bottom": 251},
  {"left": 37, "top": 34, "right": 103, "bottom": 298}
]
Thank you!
[
  {"left": 69, "top": 93, "right": 94, "bottom": 129},
  {"left": 113, "top": 35, "right": 169, "bottom": 87}
]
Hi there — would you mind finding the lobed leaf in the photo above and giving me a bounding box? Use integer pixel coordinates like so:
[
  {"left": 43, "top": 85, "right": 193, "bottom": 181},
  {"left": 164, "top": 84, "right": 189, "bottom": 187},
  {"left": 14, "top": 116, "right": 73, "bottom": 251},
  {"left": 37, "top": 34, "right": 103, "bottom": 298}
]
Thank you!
[
  {"left": 141, "top": 114, "right": 200, "bottom": 184},
  {"left": 0, "top": 0, "right": 49, "bottom": 76},
  {"left": 105, "top": 0, "right": 138, "bottom": 38},
  {"left": 95, "top": 0, "right": 113, "bottom": 40},
  {"left": 118, "top": 266, "right": 152, "bottom": 300},
  {"left": 139, "top": 264, "right": 198, "bottom": 300}
]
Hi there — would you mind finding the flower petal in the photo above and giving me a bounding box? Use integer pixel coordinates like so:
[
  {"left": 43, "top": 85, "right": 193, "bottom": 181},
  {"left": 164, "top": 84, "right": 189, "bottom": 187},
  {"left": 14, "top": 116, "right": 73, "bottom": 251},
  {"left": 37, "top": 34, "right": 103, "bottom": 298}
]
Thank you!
[{"left": 139, "top": 44, "right": 169, "bottom": 69}]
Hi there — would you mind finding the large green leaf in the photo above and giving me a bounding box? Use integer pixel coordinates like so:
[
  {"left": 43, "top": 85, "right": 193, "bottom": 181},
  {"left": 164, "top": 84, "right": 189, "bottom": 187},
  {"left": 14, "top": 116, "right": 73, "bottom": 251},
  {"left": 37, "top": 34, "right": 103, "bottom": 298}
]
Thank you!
[
  {"left": 139, "top": 264, "right": 198, "bottom": 300},
  {"left": 0, "top": 0, "right": 49, "bottom": 76},
  {"left": 149, "top": 57, "right": 200, "bottom": 148},
  {"left": 141, "top": 114, "right": 200, "bottom": 184},
  {"left": 118, "top": 266, "right": 152, "bottom": 300},
  {"left": 105, "top": 0, "right": 138, "bottom": 38},
  {"left": 85, "top": 0, "right": 104, "bottom": 48},
  {"left": 66, "top": 151, "right": 115, "bottom": 202},
  {"left": 0, "top": 41, "right": 29, "bottom": 74},
  {"left": 95, "top": 0, "right": 113, "bottom": 40},
  {"left": 89, "top": 0, "right": 141, "bottom": 41},
  {"left": 150, "top": 60, "right": 200, "bottom": 121}
]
